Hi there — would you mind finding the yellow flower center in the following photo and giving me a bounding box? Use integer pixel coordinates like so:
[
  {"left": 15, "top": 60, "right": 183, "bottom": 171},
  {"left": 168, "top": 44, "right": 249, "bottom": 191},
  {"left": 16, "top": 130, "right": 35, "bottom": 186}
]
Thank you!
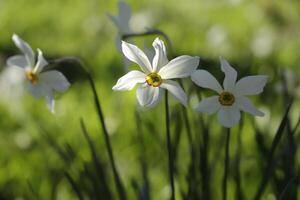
[
  {"left": 145, "top": 73, "right": 162, "bottom": 87},
  {"left": 25, "top": 70, "right": 38, "bottom": 85},
  {"left": 219, "top": 91, "right": 235, "bottom": 106}
]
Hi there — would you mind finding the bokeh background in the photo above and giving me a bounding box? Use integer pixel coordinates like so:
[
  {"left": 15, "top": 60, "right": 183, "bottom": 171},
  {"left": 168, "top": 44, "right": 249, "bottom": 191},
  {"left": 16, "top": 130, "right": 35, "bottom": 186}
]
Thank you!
[{"left": 0, "top": 0, "right": 300, "bottom": 199}]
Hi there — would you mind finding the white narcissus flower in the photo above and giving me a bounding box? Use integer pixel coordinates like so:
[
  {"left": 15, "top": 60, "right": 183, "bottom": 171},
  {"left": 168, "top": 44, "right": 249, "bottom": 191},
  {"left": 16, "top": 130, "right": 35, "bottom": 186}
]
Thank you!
[
  {"left": 113, "top": 38, "right": 199, "bottom": 107},
  {"left": 107, "top": 1, "right": 132, "bottom": 51},
  {"left": 191, "top": 58, "right": 267, "bottom": 128},
  {"left": 6, "top": 34, "right": 70, "bottom": 113}
]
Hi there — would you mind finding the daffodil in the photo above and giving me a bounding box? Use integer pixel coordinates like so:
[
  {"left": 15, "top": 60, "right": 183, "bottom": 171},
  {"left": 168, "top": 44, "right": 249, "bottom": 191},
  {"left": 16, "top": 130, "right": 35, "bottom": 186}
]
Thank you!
[
  {"left": 6, "top": 34, "right": 70, "bottom": 113},
  {"left": 191, "top": 58, "right": 267, "bottom": 128},
  {"left": 113, "top": 38, "right": 199, "bottom": 107},
  {"left": 107, "top": 1, "right": 132, "bottom": 51}
]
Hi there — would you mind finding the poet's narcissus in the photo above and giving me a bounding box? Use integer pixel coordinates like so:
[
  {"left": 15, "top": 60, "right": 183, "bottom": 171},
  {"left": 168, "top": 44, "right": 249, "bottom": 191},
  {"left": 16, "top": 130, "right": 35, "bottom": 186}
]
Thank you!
[
  {"left": 191, "top": 58, "right": 267, "bottom": 128},
  {"left": 7, "top": 34, "right": 70, "bottom": 113},
  {"left": 113, "top": 37, "right": 199, "bottom": 107}
]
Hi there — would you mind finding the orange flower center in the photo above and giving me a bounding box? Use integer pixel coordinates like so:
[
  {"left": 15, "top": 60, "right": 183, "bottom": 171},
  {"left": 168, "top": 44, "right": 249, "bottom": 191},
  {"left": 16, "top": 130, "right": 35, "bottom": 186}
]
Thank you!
[
  {"left": 219, "top": 91, "right": 235, "bottom": 106},
  {"left": 145, "top": 73, "right": 162, "bottom": 87},
  {"left": 25, "top": 70, "right": 38, "bottom": 85}
]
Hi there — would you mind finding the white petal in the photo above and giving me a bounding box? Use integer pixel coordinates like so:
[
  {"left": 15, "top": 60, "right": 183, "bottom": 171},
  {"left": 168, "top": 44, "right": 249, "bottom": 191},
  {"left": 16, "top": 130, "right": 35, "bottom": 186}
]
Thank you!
[
  {"left": 160, "top": 80, "right": 188, "bottom": 106},
  {"left": 121, "top": 41, "right": 152, "bottom": 73},
  {"left": 152, "top": 37, "right": 168, "bottom": 72},
  {"left": 39, "top": 70, "right": 70, "bottom": 92},
  {"left": 194, "top": 96, "right": 220, "bottom": 115},
  {"left": 118, "top": 1, "right": 131, "bottom": 32},
  {"left": 147, "top": 88, "right": 163, "bottom": 108},
  {"left": 6, "top": 55, "right": 28, "bottom": 69},
  {"left": 217, "top": 105, "right": 241, "bottom": 128},
  {"left": 159, "top": 56, "right": 199, "bottom": 79},
  {"left": 236, "top": 96, "right": 264, "bottom": 116},
  {"left": 33, "top": 49, "right": 48, "bottom": 74},
  {"left": 45, "top": 91, "right": 55, "bottom": 113},
  {"left": 107, "top": 13, "right": 121, "bottom": 29},
  {"left": 143, "top": 43, "right": 155, "bottom": 62},
  {"left": 191, "top": 70, "right": 223, "bottom": 94},
  {"left": 12, "top": 34, "right": 35, "bottom": 67},
  {"left": 235, "top": 75, "right": 268, "bottom": 96},
  {"left": 136, "top": 84, "right": 162, "bottom": 107},
  {"left": 220, "top": 57, "right": 237, "bottom": 92},
  {"left": 107, "top": 2, "right": 131, "bottom": 34},
  {"left": 28, "top": 83, "right": 47, "bottom": 97},
  {"left": 112, "top": 70, "right": 145, "bottom": 91}
]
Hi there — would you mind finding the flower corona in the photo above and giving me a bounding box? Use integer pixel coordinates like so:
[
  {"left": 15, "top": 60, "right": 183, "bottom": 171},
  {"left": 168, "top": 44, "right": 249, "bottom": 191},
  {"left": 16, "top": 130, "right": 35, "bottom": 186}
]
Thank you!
[
  {"left": 145, "top": 73, "right": 162, "bottom": 87},
  {"left": 219, "top": 91, "right": 235, "bottom": 106},
  {"left": 25, "top": 70, "right": 38, "bottom": 85}
]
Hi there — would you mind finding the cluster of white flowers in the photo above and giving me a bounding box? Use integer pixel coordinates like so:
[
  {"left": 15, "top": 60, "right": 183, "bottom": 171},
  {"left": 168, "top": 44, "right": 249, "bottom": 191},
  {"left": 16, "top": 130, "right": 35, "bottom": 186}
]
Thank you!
[
  {"left": 112, "top": 37, "right": 267, "bottom": 128},
  {"left": 5, "top": 1, "right": 268, "bottom": 128},
  {"left": 109, "top": 1, "right": 268, "bottom": 128}
]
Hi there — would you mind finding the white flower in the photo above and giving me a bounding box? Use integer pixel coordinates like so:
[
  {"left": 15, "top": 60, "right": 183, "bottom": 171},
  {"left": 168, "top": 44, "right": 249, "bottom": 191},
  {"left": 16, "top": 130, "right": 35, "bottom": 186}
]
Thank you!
[
  {"left": 191, "top": 58, "right": 267, "bottom": 128},
  {"left": 112, "top": 38, "right": 199, "bottom": 107},
  {"left": 107, "top": 1, "right": 132, "bottom": 51},
  {"left": 6, "top": 34, "right": 70, "bottom": 113}
]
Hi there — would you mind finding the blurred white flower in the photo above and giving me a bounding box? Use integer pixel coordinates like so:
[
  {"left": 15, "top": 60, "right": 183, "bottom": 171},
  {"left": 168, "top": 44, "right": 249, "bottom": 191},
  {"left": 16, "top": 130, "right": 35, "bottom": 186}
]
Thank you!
[
  {"left": 130, "top": 9, "right": 154, "bottom": 32},
  {"left": 206, "top": 25, "right": 231, "bottom": 56},
  {"left": 0, "top": 66, "right": 26, "bottom": 114},
  {"left": 191, "top": 58, "right": 267, "bottom": 128},
  {"left": 113, "top": 38, "right": 199, "bottom": 107},
  {"left": 107, "top": 1, "right": 132, "bottom": 51},
  {"left": 251, "top": 27, "right": 274, "bottom": 58},
  {"left": 6, "top": 34, "right": 70, "bottom": 113},
  {"left": 206, "top": 26, "right": 227, "bottom": 48},
  {"left": 14, "top": 131, "right": 32, "bottom": 149}
]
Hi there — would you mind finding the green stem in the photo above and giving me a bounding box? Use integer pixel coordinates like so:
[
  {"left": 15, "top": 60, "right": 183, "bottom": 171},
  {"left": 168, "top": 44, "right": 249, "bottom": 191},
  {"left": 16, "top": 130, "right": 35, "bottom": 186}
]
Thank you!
[
  {"left": 88, "top": 74, "right": 126, "bottom": 200},
  {"left": 165, "top": 91, "right": 175, "bottom": 200},
  {"left": 222, "top": 128, "right": 231, "bottom": 200}
]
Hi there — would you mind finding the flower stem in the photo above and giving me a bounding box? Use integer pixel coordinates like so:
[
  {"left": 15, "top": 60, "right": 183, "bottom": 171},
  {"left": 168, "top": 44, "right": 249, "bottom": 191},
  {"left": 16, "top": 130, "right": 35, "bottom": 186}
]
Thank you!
[
  {"left": 165, "top": 91, "right": 175, "bottom": 200},
  {"left": 87, "top": 74, "right": 126, "bottom": 200},
  {"left": 222, "top": 128, "right": 231, "bottom": 200},
  {"left": 234, "top": 116, "right": 244, "bottom": 200}
]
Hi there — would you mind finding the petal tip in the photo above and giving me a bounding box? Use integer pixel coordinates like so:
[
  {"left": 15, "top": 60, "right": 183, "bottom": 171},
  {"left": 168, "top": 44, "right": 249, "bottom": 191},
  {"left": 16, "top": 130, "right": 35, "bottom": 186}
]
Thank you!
[
  {"left": 112, "top": 83, "right": 120, "bottom": 90},
  {"left": 154, "top": 37, "right": 161, "bottom": 42},
  {"left": 121, "top": 40, "right": 127, "bottom": 49},
  {"left": 12, "top": 33, "right": 19, "bottom": 40}
]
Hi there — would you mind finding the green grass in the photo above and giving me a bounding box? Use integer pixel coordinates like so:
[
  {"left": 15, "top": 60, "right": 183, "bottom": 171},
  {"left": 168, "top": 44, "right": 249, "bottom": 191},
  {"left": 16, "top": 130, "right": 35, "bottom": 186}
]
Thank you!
[{"left": 0, "top": 0, "right": 300, "bottom": 199}]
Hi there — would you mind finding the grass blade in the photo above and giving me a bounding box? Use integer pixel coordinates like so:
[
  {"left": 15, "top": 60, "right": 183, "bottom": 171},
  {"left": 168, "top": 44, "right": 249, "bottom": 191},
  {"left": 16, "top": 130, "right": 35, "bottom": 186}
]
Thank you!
[{"left": 254, "top": 100, "right": 294, "bottom": 200}]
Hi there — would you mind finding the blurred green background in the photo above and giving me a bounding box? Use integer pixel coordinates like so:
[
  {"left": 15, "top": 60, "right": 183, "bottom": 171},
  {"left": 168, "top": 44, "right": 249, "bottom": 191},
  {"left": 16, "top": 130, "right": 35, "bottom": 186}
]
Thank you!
[{"left": 0, "top": 0, "right": 300, "bottom": 199}]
